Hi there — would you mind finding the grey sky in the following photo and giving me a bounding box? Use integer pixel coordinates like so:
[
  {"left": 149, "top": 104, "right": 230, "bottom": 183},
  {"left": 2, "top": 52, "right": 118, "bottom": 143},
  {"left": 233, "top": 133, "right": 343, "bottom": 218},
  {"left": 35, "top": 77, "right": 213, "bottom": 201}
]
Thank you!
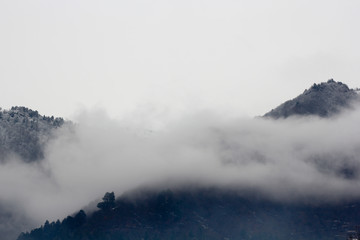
[{"left": 1, "top": 0, "right": 360, "bottom": 119}]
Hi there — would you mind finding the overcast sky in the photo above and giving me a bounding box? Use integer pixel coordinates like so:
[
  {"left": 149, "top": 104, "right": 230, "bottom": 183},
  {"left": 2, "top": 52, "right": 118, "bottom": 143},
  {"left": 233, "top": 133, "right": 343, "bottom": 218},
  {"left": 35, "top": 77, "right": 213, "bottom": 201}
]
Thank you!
[
  {"left": 2, "top": 2, "right": 360, "bottom": 237},
  {"left": 1, "top": 0, "right": 360, "bottom": 119}
]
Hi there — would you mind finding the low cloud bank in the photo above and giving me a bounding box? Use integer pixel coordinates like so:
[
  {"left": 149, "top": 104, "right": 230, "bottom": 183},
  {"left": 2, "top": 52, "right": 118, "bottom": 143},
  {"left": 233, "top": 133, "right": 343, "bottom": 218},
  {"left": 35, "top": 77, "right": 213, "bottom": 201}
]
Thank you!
[{"left": 1, "top": 107, "right": 360, "bottom": 235}]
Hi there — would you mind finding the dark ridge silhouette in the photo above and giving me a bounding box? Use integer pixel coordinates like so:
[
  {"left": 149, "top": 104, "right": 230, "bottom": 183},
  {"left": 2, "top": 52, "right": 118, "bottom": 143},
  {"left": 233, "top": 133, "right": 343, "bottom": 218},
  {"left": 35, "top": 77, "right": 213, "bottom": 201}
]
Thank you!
[{"left": 17, "top": 189, "right": 360, "bottom": 240}]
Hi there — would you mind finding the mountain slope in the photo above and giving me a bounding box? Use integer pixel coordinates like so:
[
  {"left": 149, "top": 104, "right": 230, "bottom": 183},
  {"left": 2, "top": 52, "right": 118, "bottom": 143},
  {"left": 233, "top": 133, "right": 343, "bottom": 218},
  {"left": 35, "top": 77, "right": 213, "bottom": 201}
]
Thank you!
[
  {"left": 17, "top": 189, "right": 360, "bottom": 240},
  {"left": 14, "top": 80, "right": 360, "bottom": 240},
  {"left": 0, "top": 106, "right": 65, "bottom": 162},
  {"left": 264, "top": 79, "right": 359, "bottom": 119},
  {"left": 0, "top": 106, "right": 67, "bottom": 240}
]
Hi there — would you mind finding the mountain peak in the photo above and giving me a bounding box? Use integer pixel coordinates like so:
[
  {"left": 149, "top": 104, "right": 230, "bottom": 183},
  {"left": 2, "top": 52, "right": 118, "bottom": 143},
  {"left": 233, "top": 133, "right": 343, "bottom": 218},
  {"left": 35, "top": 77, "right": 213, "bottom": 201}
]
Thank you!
[{"left": 264, "top": 79, "right": 359, "bottom": 119}]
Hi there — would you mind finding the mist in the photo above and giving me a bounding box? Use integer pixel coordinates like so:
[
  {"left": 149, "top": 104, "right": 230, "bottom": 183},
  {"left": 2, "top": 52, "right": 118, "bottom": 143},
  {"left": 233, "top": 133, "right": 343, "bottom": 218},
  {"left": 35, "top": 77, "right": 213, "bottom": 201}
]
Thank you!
[{"left": 1, "top": 106, "right": 360, "bottom": 236}]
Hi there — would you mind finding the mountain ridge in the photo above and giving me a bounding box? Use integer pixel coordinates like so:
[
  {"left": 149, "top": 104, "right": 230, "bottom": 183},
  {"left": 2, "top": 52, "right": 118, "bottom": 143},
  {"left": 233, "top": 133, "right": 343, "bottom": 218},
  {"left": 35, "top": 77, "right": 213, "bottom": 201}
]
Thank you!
[
  {"left": 7, "top": 79, "right": 360, "bottom": 240},
  {"left": 264, "top": 79, "right": 360, "bottom": 119}
]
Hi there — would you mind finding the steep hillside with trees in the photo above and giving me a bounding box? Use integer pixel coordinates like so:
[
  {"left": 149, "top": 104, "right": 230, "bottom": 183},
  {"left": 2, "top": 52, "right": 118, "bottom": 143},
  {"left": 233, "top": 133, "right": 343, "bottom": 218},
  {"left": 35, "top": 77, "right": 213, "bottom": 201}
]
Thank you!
[
  {"left": 0, "top": 106, "right": 65, "bottom": 162},
  {"left": 17, "top": 189, "right": 360, "bottom": 240}
]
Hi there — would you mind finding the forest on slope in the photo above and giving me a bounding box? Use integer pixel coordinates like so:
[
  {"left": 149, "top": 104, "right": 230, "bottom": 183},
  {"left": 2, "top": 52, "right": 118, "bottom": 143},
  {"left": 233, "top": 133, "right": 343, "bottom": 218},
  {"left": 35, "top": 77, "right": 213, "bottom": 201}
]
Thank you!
[
  {"left": 17, "top": 189, "right": 360, "bottom": 240},
  {"left": 0, "top": 106, "right": 65, "bottom": 162}
]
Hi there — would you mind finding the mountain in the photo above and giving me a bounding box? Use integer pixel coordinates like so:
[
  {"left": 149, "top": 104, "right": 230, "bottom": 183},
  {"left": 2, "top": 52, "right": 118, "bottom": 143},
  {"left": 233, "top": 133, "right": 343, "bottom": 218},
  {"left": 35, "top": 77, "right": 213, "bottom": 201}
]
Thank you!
[
  {"left": 0, "top": 107, "right": 67, "bottom": 240},
  {"left": 264, "top": 79, "right": 360, "bottom": 119},
  {"left": 0, "top": 106, "right": 65, "bottom": 162},
  {"left": 17, "top": 189, "right": 360, "bottom": 240},
  {"left": 13, "top": 80, "right": 360, "bottom": 240}
]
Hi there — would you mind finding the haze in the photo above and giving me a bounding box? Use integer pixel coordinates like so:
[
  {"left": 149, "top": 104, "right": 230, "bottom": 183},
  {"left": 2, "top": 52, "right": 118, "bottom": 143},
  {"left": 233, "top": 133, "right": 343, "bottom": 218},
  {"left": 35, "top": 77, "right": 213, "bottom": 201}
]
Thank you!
[
  {"left": 1, "top": 0, "right": 360, "bottom": 118},
  {"left": 0, "top": 106, "right": 359, "bottom": 232}
]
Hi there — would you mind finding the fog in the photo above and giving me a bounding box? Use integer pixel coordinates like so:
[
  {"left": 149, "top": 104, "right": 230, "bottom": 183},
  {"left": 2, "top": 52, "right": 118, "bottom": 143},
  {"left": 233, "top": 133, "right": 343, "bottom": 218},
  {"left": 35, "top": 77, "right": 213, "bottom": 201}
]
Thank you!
[{"left": 1, "top": 106, "right": 360, "bottom": 237}]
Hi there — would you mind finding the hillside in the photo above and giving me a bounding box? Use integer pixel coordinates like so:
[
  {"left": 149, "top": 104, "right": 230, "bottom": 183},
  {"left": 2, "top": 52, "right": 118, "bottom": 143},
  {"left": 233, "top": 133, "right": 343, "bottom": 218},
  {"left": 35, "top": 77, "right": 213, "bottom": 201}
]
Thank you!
[
  {"left": 264, "top": 79, "right": 360, "bottom": 118},
  {"left": 17, "top": 189, "right": 360, "bottom": 240},
  {"left": 0, "top": 106, "right": 67, "bottom": 240},
  {"left": 0, "top": 106, "right": 65, "bottom": 162},
  {"left": 13, "top": 80, "right": 360, "bottom": 240}
]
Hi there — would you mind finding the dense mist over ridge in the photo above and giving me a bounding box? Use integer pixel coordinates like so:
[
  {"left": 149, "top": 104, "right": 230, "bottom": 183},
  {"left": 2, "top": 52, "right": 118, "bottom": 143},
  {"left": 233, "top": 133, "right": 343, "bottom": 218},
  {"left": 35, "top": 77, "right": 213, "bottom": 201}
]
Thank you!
[
  {"left": 4, "top": 105, "right": 360, "bottom": 219},
  {"left": 42, "top": 105, "right": 360, "bottom": 206}
]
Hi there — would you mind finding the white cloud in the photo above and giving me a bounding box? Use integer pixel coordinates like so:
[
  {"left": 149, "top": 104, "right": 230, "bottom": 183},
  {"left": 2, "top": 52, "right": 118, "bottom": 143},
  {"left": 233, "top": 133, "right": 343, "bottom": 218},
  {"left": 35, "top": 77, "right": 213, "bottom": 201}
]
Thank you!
[{"left": 2, "top": 106, "right": 360, "bottom": 232}]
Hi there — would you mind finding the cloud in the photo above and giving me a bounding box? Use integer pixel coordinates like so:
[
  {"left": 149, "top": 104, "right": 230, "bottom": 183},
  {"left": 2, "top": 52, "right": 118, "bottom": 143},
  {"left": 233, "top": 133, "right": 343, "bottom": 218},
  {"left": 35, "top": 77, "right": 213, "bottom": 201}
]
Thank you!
[{"left": 2, "top": 106, "right": 360, "bottom": 237}]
